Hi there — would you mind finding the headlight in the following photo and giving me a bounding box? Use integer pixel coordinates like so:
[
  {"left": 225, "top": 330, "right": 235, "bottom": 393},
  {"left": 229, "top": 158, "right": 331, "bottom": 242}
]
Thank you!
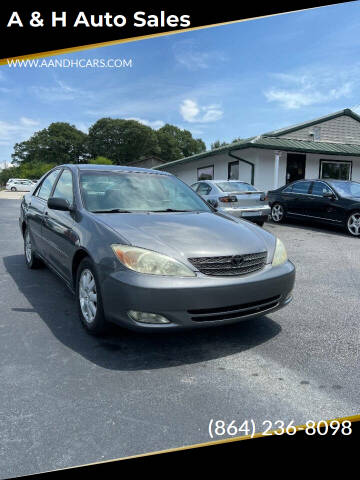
[
  {"left": 111, "top": 245, "right": 196, "bottom": 277},
  {"left": 272, "top": 238, "right": 288, "bottom": 266}
]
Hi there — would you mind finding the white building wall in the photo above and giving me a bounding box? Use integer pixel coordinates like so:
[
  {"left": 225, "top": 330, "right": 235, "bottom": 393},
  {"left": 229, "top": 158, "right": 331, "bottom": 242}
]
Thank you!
[
  {"left": 163, "top": 148, "right": 287, "bottom": 192},
  {"left": 161, "top": 149, "right": 360, "bottom": 192}
]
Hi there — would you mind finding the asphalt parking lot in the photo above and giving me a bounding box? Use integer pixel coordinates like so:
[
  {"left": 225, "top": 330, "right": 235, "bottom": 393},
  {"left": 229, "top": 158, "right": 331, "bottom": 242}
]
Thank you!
[{"left": 0, "top": 197, "right": 359, "bottom": 477}]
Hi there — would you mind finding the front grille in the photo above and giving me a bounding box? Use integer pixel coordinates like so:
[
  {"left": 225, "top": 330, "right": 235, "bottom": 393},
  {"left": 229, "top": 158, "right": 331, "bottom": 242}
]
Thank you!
[
  {"left": 189, "top": 295, "right": 280, "bottom": 322},
  {"left": 188, "top": 251, "right": 267, "bottom": 276}
]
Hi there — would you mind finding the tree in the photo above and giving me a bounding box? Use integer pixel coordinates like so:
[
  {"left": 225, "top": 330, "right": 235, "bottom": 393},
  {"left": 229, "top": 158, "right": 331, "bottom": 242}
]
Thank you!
[
  {"left": 12, "top": 122, "right": 88, "bottom": 165},
  {"left": 157, "top": 124, "right": 206, "bottom": 161},
  {"left": 232, "top": 137, "right": 244, "bottom": 144},
  {"left": 211, "top": 140, "right": 228, "bottom": 150},
  {"left": 0, "top": 162, "right": 57, "bottom": 185},
  {"left": 88, "top": 156, "right": 113, "bottom": 165},
  {"left": 87, "top": 118, "right": 161, "bottom": 165}
]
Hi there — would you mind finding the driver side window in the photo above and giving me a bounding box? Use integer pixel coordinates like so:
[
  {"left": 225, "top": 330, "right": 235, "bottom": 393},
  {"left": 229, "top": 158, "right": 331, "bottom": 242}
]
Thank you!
[
  {"left": 52, "top": 169, "right": 74, "bottom": 205},
  {"left": 36, "top": 170, "right": 60, "bottom": 201}
]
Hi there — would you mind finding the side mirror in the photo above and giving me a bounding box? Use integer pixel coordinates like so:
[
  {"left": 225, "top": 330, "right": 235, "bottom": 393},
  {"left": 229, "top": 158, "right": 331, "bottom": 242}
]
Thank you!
[
  {"left": 47, "top": 197, "right": 72, "bottom": 211},
  {"left": 323, "top": 192, "right": 336, "bottom": 200}
]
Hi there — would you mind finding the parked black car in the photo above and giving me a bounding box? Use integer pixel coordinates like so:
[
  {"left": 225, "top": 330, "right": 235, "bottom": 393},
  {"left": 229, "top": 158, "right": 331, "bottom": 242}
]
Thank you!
[{"left": 268, "top": 179, "right": 360, "bottom": 236}]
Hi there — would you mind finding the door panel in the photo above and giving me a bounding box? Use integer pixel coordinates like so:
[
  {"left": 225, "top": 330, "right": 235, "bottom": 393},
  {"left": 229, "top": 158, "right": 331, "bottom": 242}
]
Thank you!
[
  {"left": 40, "top": 168, "right": 78, "bottom": 281},
  {"left": 285, "top": 180, "right": 312, "bottom": 216},
  {"left": 308, "top": 181, "right": 345, "bottom": 223},
  {"left": 42, "top": 209, "right": 77, "bottom": 279},
  {"left": 26, "top": 197, "right": 47, "bottom": 254}
]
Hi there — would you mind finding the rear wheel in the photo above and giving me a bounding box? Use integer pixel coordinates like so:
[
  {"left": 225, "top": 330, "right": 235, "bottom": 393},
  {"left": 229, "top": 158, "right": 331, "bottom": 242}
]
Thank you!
[
  {"left": 11, "top": 187, "right": 16, "bottom": 192},
  {"left": 271, "top": 203, "right": 285, "bottom": 223},
  {"left": 76, "top": 258, "right": 108, "bottom": 335},
  {"left": 346, "top": 211, "right": 360, "bottom": 237},
  {"left": 24, "top": 227, "right": 42, "bottom": 269}
]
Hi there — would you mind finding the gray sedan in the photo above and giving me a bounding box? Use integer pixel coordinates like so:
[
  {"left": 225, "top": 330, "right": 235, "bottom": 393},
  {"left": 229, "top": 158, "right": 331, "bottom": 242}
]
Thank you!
[
  {"left": 19, "top": 164, "right": 295, "bottom": 335},
  {"left": 191, "top": 180, "right": 271, "bottom": 226}
]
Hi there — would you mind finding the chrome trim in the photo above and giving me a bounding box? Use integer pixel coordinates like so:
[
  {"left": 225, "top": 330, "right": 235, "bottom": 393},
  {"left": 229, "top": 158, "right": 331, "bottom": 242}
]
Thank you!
[{"left": 287, "top": 211, "right": 342, "bottom": 223}]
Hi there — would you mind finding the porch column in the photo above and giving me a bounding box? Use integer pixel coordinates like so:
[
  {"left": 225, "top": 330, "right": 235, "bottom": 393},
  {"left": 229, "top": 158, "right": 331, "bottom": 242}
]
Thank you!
[{"left": 274, "top": 150, "right": 281, "bottom": 189}]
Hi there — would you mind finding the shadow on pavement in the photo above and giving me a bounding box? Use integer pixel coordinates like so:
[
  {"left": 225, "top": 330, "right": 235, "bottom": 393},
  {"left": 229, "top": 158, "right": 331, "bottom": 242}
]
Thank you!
[
  {"left": 265, "top": 217, "right": 349, "bottom": 238},
  {"left": 4, "top": 254, "right": 282, "bottom": 371}
]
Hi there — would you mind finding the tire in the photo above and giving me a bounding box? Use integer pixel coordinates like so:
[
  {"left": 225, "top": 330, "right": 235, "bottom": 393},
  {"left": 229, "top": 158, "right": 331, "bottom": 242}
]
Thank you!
[
  {"left": 76, "top": 258, "right": 108, "bottom": 335},
  {"left": 346, "top": 211, "right": 360, "bottom": 237},
  {"left": 271, "top": 203, "right": 285, "bottom": 223},
  {"left": 24, "top": 227, "right": 42, "bottom": 269},
  {"left": 11, "top": 187, "right": 16, "bottom": 192}
]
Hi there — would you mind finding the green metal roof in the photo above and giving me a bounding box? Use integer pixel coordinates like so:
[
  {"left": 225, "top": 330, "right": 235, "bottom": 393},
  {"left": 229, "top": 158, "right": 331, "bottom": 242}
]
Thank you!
[{"left": 155, "top": 135, "right": 360, "bottom": 170}]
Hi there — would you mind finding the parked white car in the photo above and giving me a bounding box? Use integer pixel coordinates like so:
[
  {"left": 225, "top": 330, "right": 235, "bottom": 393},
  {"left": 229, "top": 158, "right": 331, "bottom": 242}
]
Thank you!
[{"left": 6, "top": 179, "right": 35, "bottom": 192}]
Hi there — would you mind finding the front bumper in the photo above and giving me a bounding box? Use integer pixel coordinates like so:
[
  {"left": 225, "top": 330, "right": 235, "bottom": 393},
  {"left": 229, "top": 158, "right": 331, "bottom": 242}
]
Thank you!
[
  {"left": 220, "top": 205, "right": 271, "bottom": 222},
  {"left": 101, "top": 260, "right": 295, "bottom": 331}
]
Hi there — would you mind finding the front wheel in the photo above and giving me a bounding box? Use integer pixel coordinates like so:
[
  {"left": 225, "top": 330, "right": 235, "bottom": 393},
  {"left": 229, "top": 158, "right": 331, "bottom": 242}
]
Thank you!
[
  {"left": 11, "top": 187, "right": 16, "bottom": 192},
  {"left": 76, "top": 258, "right": 108, "bottom": 335},
  {"left": 346, "top": 212, "right": 360, "bottom": 237},
  {"left": 271, "top": 203, "right": 285, "bottom": 223}
]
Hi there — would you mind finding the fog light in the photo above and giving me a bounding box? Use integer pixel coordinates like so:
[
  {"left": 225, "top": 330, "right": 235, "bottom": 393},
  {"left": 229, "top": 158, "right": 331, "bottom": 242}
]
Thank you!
[{"left": 128, "top": 310, "right": 170, "bottom": 324}]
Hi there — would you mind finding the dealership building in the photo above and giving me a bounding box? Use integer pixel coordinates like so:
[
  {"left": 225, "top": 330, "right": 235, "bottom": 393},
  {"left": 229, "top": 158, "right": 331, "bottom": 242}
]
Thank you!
[{"left": 153, "top": 108, "right": 360, "bottom": 191}]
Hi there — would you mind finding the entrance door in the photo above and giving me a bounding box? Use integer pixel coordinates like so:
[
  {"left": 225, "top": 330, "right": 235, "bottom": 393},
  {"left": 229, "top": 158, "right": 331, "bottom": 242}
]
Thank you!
[{"left": 286, "top": 153, "right": 306, "bottom": 184}]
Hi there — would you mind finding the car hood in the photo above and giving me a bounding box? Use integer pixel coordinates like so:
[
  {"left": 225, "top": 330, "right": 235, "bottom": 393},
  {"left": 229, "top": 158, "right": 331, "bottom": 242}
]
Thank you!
[{"left": 94, "top": 211, "right": 276, "bottom": 264}]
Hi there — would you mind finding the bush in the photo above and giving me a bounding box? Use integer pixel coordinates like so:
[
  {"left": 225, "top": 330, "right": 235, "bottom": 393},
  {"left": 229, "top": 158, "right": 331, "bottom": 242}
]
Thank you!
[{"left": 0, "top": 162, "right": 57, "bottom": 186}]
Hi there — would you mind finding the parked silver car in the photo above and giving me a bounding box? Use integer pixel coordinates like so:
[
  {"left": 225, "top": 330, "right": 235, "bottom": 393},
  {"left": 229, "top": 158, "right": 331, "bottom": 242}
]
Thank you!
[{"left": 191, "top": 180, "right": 271, "bottom": 226}]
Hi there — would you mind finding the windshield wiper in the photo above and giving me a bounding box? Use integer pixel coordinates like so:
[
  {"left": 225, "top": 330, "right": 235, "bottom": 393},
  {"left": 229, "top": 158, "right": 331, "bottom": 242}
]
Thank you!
[
  {"left": 149, "top": 209, "right": 193, "bottom": 213},
  {"left": 91, "top": 208, "right": 133, "bottom": 213}
]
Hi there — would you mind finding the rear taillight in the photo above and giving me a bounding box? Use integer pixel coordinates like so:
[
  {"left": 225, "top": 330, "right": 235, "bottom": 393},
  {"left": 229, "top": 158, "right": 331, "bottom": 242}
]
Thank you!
[{"left": 219, "top": 196, "right": 237, "bottom": 203}]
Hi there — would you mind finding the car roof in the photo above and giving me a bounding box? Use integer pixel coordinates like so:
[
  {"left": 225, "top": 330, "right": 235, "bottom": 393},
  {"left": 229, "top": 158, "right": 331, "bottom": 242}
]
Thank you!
[
  {"left": 60, "top": 164, "right": 171, "bottom": 175},
  {"left": 196, "top": 179, "right": 252, "bottom": 184},
  {"left": 288, "top": 179, "right": 356, "bottom": 183}
]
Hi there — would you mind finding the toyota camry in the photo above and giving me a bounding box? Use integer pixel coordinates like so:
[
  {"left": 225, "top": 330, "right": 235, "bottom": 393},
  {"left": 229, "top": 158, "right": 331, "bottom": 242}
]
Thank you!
[{"left": 19, "top": 164, "right": 295, "bottom": 335}]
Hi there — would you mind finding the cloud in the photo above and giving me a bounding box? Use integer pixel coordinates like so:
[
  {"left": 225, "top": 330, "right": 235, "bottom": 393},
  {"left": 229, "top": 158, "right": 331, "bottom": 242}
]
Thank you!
[
  {"left": 20, "top": 117, "right": 40, "bottom": 127},
  {"left": 75, "top": 122, "right": 89, "bottom": 133},
  {"left": 180, "top": 99, "right": 223, "bottom": 123},
  {"left": 264, "top": 68, "right": 354, "bottom": 109},
  {"left": 0, "top": 117, "right": 41, "bottom": 146},
  {"left": 31, "top": 78, "right": 93, "bottom": 103},
  {"left": 125, "top": 117, "right": 165, "bottom": 129},
  {"left": 173, "top": 39, "right": 227, "bottom": 70}
]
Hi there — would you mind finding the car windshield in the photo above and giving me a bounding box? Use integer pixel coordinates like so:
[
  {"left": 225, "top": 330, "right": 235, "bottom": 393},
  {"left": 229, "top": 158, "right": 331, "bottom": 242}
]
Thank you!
[
  {"left": 329, "top": 181, "right": 360, "bottom": 197},
  {"left": 216, "top": 181, "right": 257, "bottom": 192},
  {"left": 80, "top": 171, "right": 211, "bottom": 213}
]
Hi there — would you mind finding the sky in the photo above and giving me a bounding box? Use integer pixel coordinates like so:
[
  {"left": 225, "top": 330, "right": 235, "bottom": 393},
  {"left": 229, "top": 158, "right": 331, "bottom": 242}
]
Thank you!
[{"left": 2, "top": 2, "right": 360, "bottom": 168}]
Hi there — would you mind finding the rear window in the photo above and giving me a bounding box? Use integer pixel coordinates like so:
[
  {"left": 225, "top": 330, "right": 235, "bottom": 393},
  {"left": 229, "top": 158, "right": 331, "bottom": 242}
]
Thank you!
[{"left": 216, "top": 182, "right": 257, "bottom": 192}]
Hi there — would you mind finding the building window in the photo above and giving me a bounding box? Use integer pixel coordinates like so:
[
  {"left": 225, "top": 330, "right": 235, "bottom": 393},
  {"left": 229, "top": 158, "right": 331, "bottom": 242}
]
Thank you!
[
  {"left": 228, "top": 161, "right": 239, "bottom": 180},
  {"left": 320, "top": 160, "right": 352, "bottom": 180},
  {"left": 197, "top": 165, "right": 214, "bottom": 181}
]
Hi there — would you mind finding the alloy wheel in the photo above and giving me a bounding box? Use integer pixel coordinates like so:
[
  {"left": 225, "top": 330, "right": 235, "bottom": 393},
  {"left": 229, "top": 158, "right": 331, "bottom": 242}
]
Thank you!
[
  {"left": 79, "top": 269, "right": 98, "bottom": 323},
  {"left": 272, "top": 204, "right": 284, "bottom": 222},
  {"left": 347, "top": 213, "right": 360, "bottom": 236},
  {"left": 25, "top": 231, "right": 32, "bottom": 263}
]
